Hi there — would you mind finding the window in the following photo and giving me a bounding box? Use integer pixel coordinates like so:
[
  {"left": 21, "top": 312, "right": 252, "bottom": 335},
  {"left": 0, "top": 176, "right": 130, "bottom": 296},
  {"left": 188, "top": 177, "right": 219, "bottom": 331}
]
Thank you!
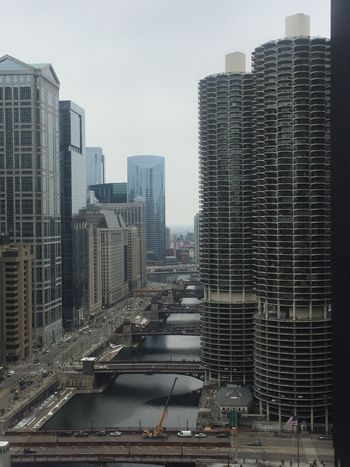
[
  {"left": 20, "top": 87, "right": 31, "bottom": 100},
  {"left": 5, "top": 87, "right": 11, "bottom": 100},
  {"left": 20, "top": 107, "right": 31, "bottom": 123},
  {"left": 21, "top": 131, "right": 32, "bottom": 145},
  {"left": 21, "top": 177, "right": 32, "bottom": 192},
  {"left": 21, "top": 153, "right": 32, "bottom": 169}
]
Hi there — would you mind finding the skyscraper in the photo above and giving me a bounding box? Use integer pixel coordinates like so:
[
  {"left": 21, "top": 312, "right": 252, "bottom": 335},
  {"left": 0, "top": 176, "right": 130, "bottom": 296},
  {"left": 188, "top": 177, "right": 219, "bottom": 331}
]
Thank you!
[
  {"left": 0, "top": 55, "right": 62, "bottom": 345},
  {"left": 86, "top": 147, "right": 105, "bottom": 187},
  {"left": 253, "top": 15, "right": 332, "bottom": 431},
  {"left": 331, "top": 0, "right": 350, "bottom": 463},
  {"left": 199, "top": 53, "right": 255, "bottom": 385},
  {"left": 59, "top": 100, "right": 86, "bottom": 329},
  {"left": 127, "top": 155, "right": 165, "bottom": 264}
]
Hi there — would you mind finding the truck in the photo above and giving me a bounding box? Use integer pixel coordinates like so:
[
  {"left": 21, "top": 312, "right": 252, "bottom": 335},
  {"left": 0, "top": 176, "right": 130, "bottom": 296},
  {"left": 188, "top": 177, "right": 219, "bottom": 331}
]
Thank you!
[{"left": 177, "top": 430, "right": 192, "bottom": 438}]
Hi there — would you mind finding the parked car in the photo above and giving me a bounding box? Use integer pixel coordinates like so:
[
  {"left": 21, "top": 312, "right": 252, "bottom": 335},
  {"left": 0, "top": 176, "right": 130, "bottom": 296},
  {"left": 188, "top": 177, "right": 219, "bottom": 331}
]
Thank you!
[
  {"left": 74, "top": 431, "right": 89, "bottom": 437},
  {"left": 319, "top": 434, "right": 333, "bottom": 440},
  {"left": 110, "top": 431, "right": 122, "bottom": 436},
  {"left": 195, "top": 432, "right": 207, "bottom": 438},
  {"left": 24, "top": 448, "right": 36, "bottom": 454},
  {"left": 95, "top": 431, "right": 106, "bottom": 436},
  {"left": 247, "top": 439, "right": 262, "bottom": 446},
  {"left": 7, "top": 370, "right": 14, "bottom": 376}
]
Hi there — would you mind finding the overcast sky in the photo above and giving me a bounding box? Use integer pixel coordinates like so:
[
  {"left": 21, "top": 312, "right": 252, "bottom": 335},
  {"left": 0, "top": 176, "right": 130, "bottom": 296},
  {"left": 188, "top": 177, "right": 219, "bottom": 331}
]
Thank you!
[{"left": 0, "top": 0, "right": 330, "bottom": 227}]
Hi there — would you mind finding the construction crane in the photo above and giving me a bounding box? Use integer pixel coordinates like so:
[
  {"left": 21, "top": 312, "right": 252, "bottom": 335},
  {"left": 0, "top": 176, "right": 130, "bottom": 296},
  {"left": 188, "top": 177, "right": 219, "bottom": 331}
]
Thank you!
[{"left": 143, "top": 377, "right": 177, "bottom": 438}]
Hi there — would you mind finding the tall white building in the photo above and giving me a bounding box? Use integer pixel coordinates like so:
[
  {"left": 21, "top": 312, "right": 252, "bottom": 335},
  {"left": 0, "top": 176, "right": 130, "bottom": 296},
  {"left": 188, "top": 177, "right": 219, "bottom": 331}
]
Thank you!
[{"left": 0, "top": 55, "right": 62, "bottom": 345}]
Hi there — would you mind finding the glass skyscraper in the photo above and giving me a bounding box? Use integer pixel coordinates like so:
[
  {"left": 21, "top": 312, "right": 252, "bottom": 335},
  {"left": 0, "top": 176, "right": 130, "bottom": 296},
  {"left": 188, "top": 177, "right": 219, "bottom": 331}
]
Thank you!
[
  {"left": 86, "top": 147, "right": 105, "bottom": 187},
  {"left": 127, "top": 155, "right": 165, "bottom": 264},
  {"left": 59, "top": 100, "right": 86, "bottom": 329},
  {"left": 0, "top": 55, "right": 62, "bottom": 345}
]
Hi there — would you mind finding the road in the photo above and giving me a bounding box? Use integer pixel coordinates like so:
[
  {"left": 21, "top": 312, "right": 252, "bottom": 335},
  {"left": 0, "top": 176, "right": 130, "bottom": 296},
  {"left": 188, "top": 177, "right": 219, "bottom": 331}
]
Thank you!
[
  {"left": 0, "top": 296, "right": 151, "bottom": 422},
  {"left": 4, "top": 431, "right": 334, "bottom": 464}
]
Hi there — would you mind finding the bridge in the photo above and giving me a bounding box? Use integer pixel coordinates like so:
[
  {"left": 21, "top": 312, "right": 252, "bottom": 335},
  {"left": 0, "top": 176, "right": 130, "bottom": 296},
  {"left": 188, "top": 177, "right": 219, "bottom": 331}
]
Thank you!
[
  {"left": 163, "top": 305, "right": 201, "bottom": 314},
  {"left": 130, "top": 324, "right": 200, "bottom": 336},
  {"left": 94, "top": 360, "right": 204, "bottom": 379},
  {"left": 5, "top": 430, "right": 335, "bottom": 465}
]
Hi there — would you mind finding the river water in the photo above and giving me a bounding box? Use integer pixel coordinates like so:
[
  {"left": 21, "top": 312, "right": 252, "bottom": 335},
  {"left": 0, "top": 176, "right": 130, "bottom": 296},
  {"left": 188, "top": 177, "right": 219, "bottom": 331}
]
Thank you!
[{"left": 37, "top": 299, "right": 201, "bottom": 467}]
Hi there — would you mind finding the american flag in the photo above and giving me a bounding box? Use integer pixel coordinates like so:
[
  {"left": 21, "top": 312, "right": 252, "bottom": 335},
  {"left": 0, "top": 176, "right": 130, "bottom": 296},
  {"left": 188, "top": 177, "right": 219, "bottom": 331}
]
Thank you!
[{"left": 287, "top": 416, "right": 298, "bottom": 427}]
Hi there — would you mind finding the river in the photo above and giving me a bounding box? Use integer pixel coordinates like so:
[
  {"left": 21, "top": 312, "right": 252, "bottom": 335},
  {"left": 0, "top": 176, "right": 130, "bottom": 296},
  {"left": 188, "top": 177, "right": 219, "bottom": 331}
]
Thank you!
[{"left": 36, "top": 299, "right": 201, "bottom": 467}]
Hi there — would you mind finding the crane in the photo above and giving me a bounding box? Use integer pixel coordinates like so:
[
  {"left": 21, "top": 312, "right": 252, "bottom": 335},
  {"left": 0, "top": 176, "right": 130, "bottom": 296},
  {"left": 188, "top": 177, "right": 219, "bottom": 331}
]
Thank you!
[{"left": 143, "top": 377, "right": 177, "bottom": 438}]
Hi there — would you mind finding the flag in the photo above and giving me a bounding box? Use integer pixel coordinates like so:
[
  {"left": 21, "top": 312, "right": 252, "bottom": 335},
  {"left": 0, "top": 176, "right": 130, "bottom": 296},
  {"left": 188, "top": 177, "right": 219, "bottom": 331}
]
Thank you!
[{"left": 287, "top": 416, "right": 298, "bottom": 427}]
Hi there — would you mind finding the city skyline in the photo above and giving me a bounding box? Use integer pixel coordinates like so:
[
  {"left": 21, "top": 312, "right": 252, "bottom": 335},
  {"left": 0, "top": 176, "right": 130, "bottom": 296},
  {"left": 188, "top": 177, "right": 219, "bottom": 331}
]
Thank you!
[{"left": 0, "top": 0, "right": 330, "bottom": 225}]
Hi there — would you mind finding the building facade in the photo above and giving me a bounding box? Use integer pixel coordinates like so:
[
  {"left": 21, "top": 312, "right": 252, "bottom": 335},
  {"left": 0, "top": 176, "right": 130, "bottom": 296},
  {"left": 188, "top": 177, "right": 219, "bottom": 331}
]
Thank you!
[
  {"left": 59, "top": 100, "right": 86, "bottom": 329},
  {"left": 89, "top": 182, "right": 127, "bottom": 204},
  {"left": 194, "top": 213, "right": 200, "bottom": 265},
  {"left": 252, "top": 15, "right": 332, "bottom": 431},
  {"left": 127, "top": 155, "right": 166, "bottom": 264},
  {"left": 331, "top": 0, "right": 350, "bottom": 463},
  {"left": 77, "top": 207, "right": 129, "bottom": 308},
  {"left": 102, "top": 202, "right": 146, "bottom": 286},
  {"left": 72, "top": 215, "right": 102, "bottom": 321},
  {"left": 0, "top": 55, "right": 62, "bottom": 345},
  {"left": 0, "top": 239, "right": 33, "bottom": 363},
  {"left": 199, "top": 53, "right": 255, "bottom": 385},
  {"left": 86, "top": 147, "right": 105, "bottom": 187}
]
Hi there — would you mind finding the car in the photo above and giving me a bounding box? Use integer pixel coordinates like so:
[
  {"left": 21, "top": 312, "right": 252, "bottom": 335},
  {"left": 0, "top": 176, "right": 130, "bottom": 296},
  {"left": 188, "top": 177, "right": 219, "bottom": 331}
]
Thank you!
[
  {"left": 216, "top": 432, "right": 229, "bottom": 438},
  {"left": 74, "top": 431, "right": 89, "bottom": 437},
  {"left": 95, "top": 431, "right": 106, "bottom": 436},
  {"left": 24, "top": 447, "right": 36, "bottom": 454},
  {"left": 195, "top": 432, "right": 207, "bottom": 438},
  {"left": 247, "top": 439, "right": 262, "bottom": 446},
  {"left": 319, "top": 434, "right": 333, "bottom": 440},
  {"left": 7, "top": 370, "right": 14, "bottom": 376},
  {"left": 110, "top": 431, "right": 122, "bottom": 436},
  {"left": 58, "top": 431, "right": 72, "bottom": 437}
]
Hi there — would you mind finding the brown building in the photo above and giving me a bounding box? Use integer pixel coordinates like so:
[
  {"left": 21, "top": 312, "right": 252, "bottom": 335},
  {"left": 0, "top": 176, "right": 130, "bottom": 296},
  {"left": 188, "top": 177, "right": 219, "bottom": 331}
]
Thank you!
[{"left": 0, "top": 240, "right": 33, "bottom": 363}]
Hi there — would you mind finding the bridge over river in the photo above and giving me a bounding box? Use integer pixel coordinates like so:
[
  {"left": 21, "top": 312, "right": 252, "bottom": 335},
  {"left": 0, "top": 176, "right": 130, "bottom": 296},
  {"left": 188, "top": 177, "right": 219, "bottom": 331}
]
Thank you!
[{"left": 94, "top": 360, "right": 204, "bottom": 379}]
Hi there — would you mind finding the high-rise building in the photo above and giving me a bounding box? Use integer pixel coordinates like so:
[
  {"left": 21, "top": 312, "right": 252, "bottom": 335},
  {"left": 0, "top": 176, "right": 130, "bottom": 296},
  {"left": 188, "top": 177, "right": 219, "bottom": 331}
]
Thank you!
[
  {"left": 0, "top": 55, "right": 62, "bottom": 345},
  {"left": 193, "top": 213, "right": 200, "bottom": 265},
  {"left": 0, "top": 238, "right": 33, "bottom": 363},
  {"left": 86, "top": 147, "right": 105, "bottom": 187},
  {"left": 72, "top": 215, "right": 101, "bottom": 320},
  {"left": 127, "top": 155, "right": 166, "bottom": 264},
  {"left": 59, "top": 100, "right": 86, "bottom": 329},
  {"left": 90, "top": 182, "right": 127, "bottom": 204},
  {"left": 77, "top": 207, "right": 129, "bottom": 307},
  {"left": 331, "top": 0, "right": 350, "bottom": 464},
  {"left": 253, "top": 15, "right": 332, "bottom": 431},
  {"left": 101, "top": 202, "right": 146, "bottom": 286},
  {"left": 199, "top": 53, "right": 255, "bottom": 385}
]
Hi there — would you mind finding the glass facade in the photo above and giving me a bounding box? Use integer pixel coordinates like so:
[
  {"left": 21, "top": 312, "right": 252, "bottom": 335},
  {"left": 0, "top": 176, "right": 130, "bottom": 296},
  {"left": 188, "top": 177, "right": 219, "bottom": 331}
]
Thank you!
[
  {"left": 89, "top": 182, "right": 127, "bottom": 204},
  {"left": 59, "top": 100, "right": 86, "bottom": 329},
  {"left": 0, "top": 55, "right": 62, "bottom": 345},
  {"left": 86, "top": 147, "right": 105, "bottom": 187},
  {"left": 127, "top": 155, "right": 165, "bottom": 264}
]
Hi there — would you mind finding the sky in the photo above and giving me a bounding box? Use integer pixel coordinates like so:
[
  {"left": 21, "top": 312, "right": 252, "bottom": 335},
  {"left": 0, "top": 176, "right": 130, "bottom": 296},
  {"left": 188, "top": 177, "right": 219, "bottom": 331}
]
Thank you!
[{"left": 0, "top": 0, "right": 330, "bottom": 227}]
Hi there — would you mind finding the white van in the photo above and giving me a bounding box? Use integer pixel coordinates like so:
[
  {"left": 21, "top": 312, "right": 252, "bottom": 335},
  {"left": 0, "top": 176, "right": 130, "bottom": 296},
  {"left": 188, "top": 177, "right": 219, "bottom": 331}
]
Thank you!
[{"left": 177, "top": 430, "right": 192, "bottom": 437}]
